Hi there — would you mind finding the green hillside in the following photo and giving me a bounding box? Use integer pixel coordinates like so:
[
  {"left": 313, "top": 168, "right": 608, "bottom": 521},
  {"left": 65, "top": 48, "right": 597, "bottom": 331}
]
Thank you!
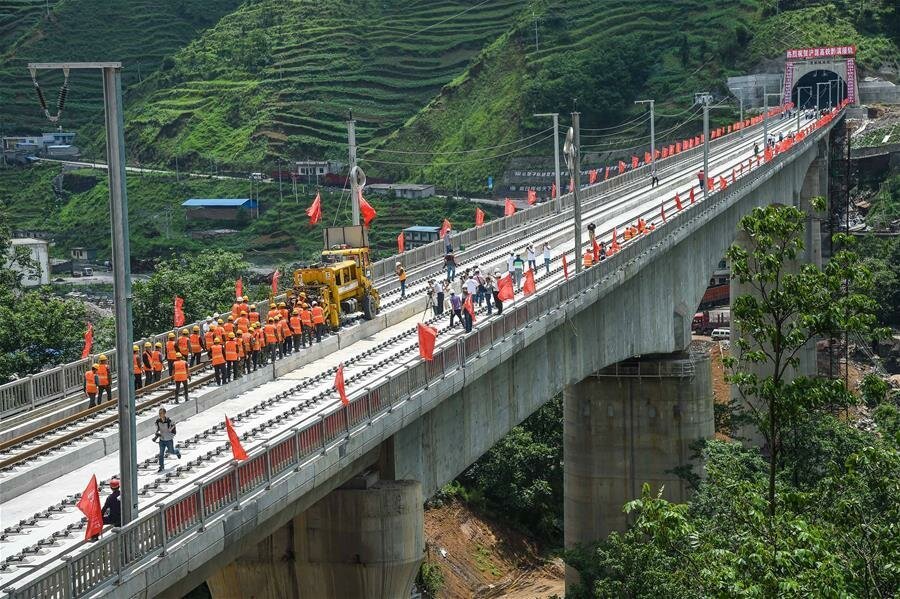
[{"left": 0, "top": 0, "right": 243, "bottom": 136}]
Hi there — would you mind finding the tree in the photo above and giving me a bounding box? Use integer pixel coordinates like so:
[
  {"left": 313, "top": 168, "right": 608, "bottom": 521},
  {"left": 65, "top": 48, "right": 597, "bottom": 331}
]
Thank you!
[
  {"left": 131, "top": 250, "right": 250, "bottom": 337},
  {"left": 723, "top": 201, "right": 886, "bottom": 593}
]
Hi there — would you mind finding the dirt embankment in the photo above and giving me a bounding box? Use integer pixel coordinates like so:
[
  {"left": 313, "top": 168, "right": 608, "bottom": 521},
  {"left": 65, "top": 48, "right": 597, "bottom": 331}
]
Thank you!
[{"left": 423, "top": 498, "right": 564, "bottom": 599}]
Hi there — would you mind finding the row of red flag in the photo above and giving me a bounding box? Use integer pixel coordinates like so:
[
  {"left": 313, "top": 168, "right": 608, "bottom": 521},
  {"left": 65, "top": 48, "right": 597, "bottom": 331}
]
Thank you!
[{"left": 305, "top": 191, "right": 377, "bottom": 227}]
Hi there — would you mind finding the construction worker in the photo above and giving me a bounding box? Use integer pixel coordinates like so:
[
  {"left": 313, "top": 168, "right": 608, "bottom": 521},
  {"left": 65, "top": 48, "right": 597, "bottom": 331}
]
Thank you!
[
  {"left": 231, "top": 297, "right": 243, "bottom": 319},
  {"left": 240, "top": 295, "right": 250, "bottom": 315},
  {"left": 241, "top": 327, "right": 254, "bottom": 374},
  {"left": 84, "top": 364, "right": 100, "bottom": 407},
  {"left": 279, "top": 312, "right": 293, "bottom": 355},
  {"left": 583, "top": 248, "right": 594, "bottom": 268},
  {"left": 267, "top": 302, "right": 279, "bottom": 321},
  {"left": 224, "top": 333, "right": 239, "bottom": 383},
  {"left": 299, "top": 303, "right": 313, "bottom": 348},
  {"left": 290, "top": 308, "right": 303, "bottom": 353},
  {"left": 278, "top": 301, "right": 289, "bottom": 322},
  {"left": 133, "top": 345, "right": 144, "bottom": 390},
  {"left": 215, "top": 318, "right": 226, "bottom": 343},
  {"left": 264, "top": 318, "right": 278, "bottom": 363},
  {"left": 210, "top": 337, "right": 226, "bottom": 385},
  {"left": 172, "top": 352, "right": 190, "bottom": 403},
  {"left": 151, "top": 342, "right": 164, "bottom": 383},
  {"left": 248, "top": 305, "right": 260, "bottom": 325},
  {"left": 96, "top": 355, "right": 112, "bottom": 403},
  {"left": 165, "top": 332, "right": 178, "bottom": 377},
  {"left": 311, "top": 301, "right": 325, "bottom": 343},
  {"left": 252, "top": 322, "right": 264, "bottom": 369},
  {"left": 189, "top": 325, "right": 204, "bottom": 367},
  {"left": 204, "top": 325, "right": 216, "bottom": 361},
  {"left": 141, "top": 342, "right": 154, "bottom": 383},
  {"left": 637, "top": 218, "right": 647, "bottom": 234},
  {"left": 236, "top": 310, "right": 249, "bottom": 334},
  {"left": 177, "top": 328, "right": 190, "bottom": 358},
  {"left": 224, "top": 315, "right": 235, "bottom": 336},
  {"left": 396, "top": 262, "right": 407, "bottom": 299}
]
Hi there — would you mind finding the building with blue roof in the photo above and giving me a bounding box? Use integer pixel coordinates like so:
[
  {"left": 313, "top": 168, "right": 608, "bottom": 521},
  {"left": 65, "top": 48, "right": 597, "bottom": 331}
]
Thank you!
[{"left": 402, "top": 225, "right": 440, "bottom": 249}]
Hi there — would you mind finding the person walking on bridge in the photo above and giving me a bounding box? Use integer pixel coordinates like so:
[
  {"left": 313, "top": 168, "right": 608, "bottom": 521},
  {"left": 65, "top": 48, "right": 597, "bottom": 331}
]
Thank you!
[
  {"left": 543, "top": 242, "right": 552, "bottom": 275},
  {"left": 142, "top": 342, "right": 154, "bottom": 383},
  {"left": 444, "top": 252, "right": 456, "bottom": 282},
  {"left": 300, "top": 304, "right": 313, "bottom": 348},
  {"left": 290, "top": 308, "right": 303, "bottom": 352},
  {"left": 189, "top": 326, "right": 204, "bottom": 367},
  {"left": 96, "top": 355, "right": 112, "bottom": 403},
  {"left": 151, "top": 342, "right": 164, "bottom": 383},
  {"left": 651, "top": 164, "right": 659, "bottom": 188},
  {"left": 697, "top": 169, "right": 705, "bottom": 191},
  {"left": 132, "top": 345, "right": 144, "bottom": 391},
  {"left": 172, "top": 353, "right": 190, "bottom": 403},
  {"left": 433, "top": 279, "right": 444, "bottom": 317},
  {"left": 210, "top": 337, "right": 226, "bottom": 385},
  {"left": 225, "top": 333, "right": 239, "bottom": 383},
  {"left": 513, "top": 254, "right": 525, "bottom": 290},
  {"left": 165, "top": 332, "right": 178, "bottom": 377},
  {"left": 526, "top": 244, "right": 537, "bottom": 272},
  {"left": 449, "top": 291, "right": 462, "bottom": 328},
  {"left": 153, "top": 407, "right": 181, "bottom": 472},
  {"left": 84, "top": 364, "right": 100, "bottom": 407},
  {"left": 396, "top": 262, "right": 407, "bottom": 299},
  {"left": 311, "top": 302, "right": 325, "bottom": 343}
]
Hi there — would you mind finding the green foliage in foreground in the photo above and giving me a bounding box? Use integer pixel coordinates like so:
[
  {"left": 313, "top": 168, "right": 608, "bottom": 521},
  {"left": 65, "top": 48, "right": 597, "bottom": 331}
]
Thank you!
[{"left": 416, "top": 560, "right": 445, "bottom": 598}]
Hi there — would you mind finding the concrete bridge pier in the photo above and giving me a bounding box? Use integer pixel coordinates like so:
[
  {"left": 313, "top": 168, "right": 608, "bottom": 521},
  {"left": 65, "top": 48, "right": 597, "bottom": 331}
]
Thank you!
[
  {"left": 207, "top": 475, "right": 423, "bottom": 599},
  {"left": 563, "top": 351, "right": 714, "bottom": 587}
]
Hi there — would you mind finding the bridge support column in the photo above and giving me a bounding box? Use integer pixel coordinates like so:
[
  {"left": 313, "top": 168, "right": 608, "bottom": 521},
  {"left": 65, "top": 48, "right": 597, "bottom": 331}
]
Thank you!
[
  {"left": 563, "top": 351, "right": 714, "bottom": 589},
  {"left": 207, "top": 477, "right": 423, "bottom": 599}
]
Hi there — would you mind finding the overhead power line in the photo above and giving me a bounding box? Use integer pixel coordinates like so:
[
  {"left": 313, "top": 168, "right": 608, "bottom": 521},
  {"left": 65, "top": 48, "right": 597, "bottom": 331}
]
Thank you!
[
  {"left": 360, "top": 132, "right": 556, "bottom": 167},
  {"left": 359, "top": 127, "right": 554, "bottom": 155}
]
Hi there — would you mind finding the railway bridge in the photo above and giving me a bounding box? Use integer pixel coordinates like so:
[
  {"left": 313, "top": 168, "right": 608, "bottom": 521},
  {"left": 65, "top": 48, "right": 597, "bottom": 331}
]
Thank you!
[{"left": 0, "top": 105, "right": 844, "bottom": 599}]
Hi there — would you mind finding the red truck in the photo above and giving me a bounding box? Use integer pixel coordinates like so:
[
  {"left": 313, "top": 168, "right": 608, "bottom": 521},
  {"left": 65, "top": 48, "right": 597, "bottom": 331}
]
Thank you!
[{"left": 692, "top": 308, "right": 730, "bottom": 335}]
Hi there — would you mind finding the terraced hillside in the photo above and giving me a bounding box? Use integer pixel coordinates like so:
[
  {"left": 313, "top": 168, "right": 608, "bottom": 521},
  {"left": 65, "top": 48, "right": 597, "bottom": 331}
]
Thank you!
[
  {"left": 121, "top": 0, "right": 526, "bottom": 170},
  {"left": 0, "top": 0, "right": 243, "bottom": 135}
]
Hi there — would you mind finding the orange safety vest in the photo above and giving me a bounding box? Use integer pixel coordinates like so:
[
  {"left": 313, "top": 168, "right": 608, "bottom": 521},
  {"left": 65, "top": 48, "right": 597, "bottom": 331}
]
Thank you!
[
  {"left": 398, "top": 268, "right": 406, "bottom": 281},
  {"left": 231, "top": 303, "right": 242, "bottom": 319},
  {"left": 583, "top": 251, "right": 594, "bottom": 267},
  {"left": 312, "top": 306, "right": 325, "bottom": 325},
  {"left": 216, "top": 325, "right": 226, "bottom": 341},
  {"left": 225, "top": 340, "right": 238, "bottom": 361},
  {"left": 189, "top": 333, "right": 203, "bottom": 353},
  {"left": 242, "top": 331, "right": 253, "bottom": 352},
  {"left": 211, "top": 344, "right": 226, "bottom": 366},
  {"left": 290, "top": 315, "right": 302, "bottom": 334},
  {"left": 237, "top": 338, "right": 245, "bottom": 358},
  {"left": 224, "top": 322, "right": 234, "bottom": 335},
  {"left": 264, "top": 324, "right": 277, "bottom": 344},
  {"left": 267, "top": 309, "right": 280, "bottom": 321},
  {"left": 166, "top": 340, "right": 178, "bottom": 361},
  {"left": 204, "top": 330, "right": 215, "bottom": 349},
  {"left": 280, "top": 308, "right": 289, "bottom": 321},
  {"left": 236, "top": 316, "right": 249, "bottom": 333},
  {"left": 133, "top": 354, "right": 143, "bottom": 375},
  {"left": 280, "top": 319, "right": 292, "bottom": 339},
  {"left": 249, "top": 311, "right": 260, "bottom": 324},
  {"left": 173, "top": 360, "right": 189, "bottom": 382},
  {"left": 96, "top": 363, "right": 110, "bottom": 386},
  {"left": 178, "top": 336, "right": 189, "bottom": 356},
  {"left": 151, "top": 350, "right": 163, "bottom": 371},
  {"left": 253, "top": 328, "right": 264, "bottom": 349},
  {"left": 300, "top": 309, "right": 312, "bottom": 327},
  {"left": 85, "top": 371, "right": 98, "bottom": 394}
]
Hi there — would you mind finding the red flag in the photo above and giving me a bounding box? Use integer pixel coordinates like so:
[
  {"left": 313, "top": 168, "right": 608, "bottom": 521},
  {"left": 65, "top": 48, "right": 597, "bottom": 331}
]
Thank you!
[
  {"left": 592, "top": 237, "right": 600, "bottom": 262},
  {"left": 475, "top": 207, "right": 485, "bottom": 226},
  {"left": 631, "top": 156, "right": 638, "bottom": 169},
  {"left": 358, "top": 191, "right": 376, "bottom": 227},
  {"left": 397, "top": 232, "right": 405, "bottom": 254},
  {"left": 660, "top": 202, "right": 667, "bottom": 223},
  {"left": 550, "top": 182, "right": 557, "bottom": 199},
  {"left": 306, "top": 192, "right": 322, "bottom": 226},
  {"left": 417, "top": 323, "right": 438, "bottom": 361},
  {"left": 527, "top": 189, "right": 537, "bottom": 205},
  {"left": 644, "top": 152, "right": 651, "bottom": 164},
  {"left": 707, "top": 176, "right": 715, "bottom": 191},
  {"left": 676, "top": 142, "right": 682, "bottom": 153},
  {"left": 504, "top": 198, "right": 516, "bottom": 217},
  {"left": 81, "top": 322, "right": 94, "bottom": 359},
  {"left": 335, "top": 363, "right": 349, "bottom": 406},
  {"left": 76, "top": 475, "right": 103, "bottom": 540},
  {"left": 618, "top": 160, "right": 626, "bottom": 173},
  {"left": 439, "top": 218, "right": 452, "bottom": 239},
  {"left": 719, "top": 176, "right": 727, "bottom": 191},
  {"left": 271, "top": 269, "right": 280, "bottom": 296},
  {"left": 674, "top": 193, "right": 683, "bottom": 211},
  {"left": 588, "top": 169, "right": 598, "bottom": 185},
  {"left": 235, "top": 277, "right": 243, "bottom": 300},
  {"left": 662, "top": 147, "right": 669, "bottom": 159},
  {"left": 225, "top": 416, "right": 248, "bottom": 461},
  {"left": 522, "top": 270, "right": 536, "bottom": 296},
  {"left": 604, "top": 166, "right": 610, "bottom": 180},
  {"left": 561, "top": 254, "right": 569, "bottom": 280},
  {"left": 463, "top": 294, "right": 476, "bottom": 323},
  {"left": 497, "top": 274, "right": 514, "bottom": 301},
  {"left": 689, "top": 187, "right": 695, "bottom": 204},
  {"left": 173, "top": 296, "right": 185, "bottom": 327}
]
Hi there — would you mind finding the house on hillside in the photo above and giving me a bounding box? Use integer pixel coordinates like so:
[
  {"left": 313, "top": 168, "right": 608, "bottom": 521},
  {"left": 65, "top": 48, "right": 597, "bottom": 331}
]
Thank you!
[
  {"left": 366, "top": 183, "right": 435, "bottom": 199},
  {"left": 402, "top": 226, "right": 440, "bottom": 249},
  {"left": 182, "top": 198, "right": 258, "bottom": 223},
  {"left": 2, "top": 131, "right": 79, "bottom": 159},
  {"left": 296, "top": 160, "right": 344, "bottom": 184}
]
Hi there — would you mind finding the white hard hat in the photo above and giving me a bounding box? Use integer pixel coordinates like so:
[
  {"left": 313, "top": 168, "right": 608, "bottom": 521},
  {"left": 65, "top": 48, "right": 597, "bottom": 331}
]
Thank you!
[
  {"left": 206, "top": 316, "right": 212, "bottom": 321},
  {"left": 396, "top": 262, "right": 401, "bottom": 267},
  {"left": 213, "top": 312, "right": 220, "bottom": 318},
  {"left": 312, "top": 301, "right": 318, "bottom": 306}
]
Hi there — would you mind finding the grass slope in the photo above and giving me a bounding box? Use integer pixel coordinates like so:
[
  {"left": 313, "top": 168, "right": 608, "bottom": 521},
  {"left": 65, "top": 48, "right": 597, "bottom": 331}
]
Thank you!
[
  {"left": 0, "top": 0, "right": 244, "bottom": 136},
  {"left": 120, "top": 0, "right": 526, "bottom": 170}
]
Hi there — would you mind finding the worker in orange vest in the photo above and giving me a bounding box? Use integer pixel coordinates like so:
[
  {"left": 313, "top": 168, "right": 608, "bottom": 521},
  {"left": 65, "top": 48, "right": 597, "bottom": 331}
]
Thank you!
[
  {"left": 279, "top": 313, "right": 293, "bottom": 355},
  {"left": 263, "top": 317, "right": 278, "bottom": 364},
  {"left": 231, "top": 298, "right": 242, "bottom": 320},
  {"left": 132, "top": 345, "right": 144, "bottom": 390},
  {"left": 224, "top": 315, "right": 235, "bottom": 336},
  {"left": 215, "top": 319, "right": 226, "bottom": 343},
  {"left": 583, "top": 249, "right": 594, "bottom": 268},
  {"left": 252, "top": 322, "right": 264, "bottom": 370},
  {"left": 204, "top": 326, "right": 216, "bottom": 361},
  {"left": 189, "top": 325, "right": 204, "bottom": 367},
  {"left": 267, "top": 303, "right": 279, "bottom": 322},
  {"left": 299, "top": 303, "right": 313, "bottom": 348},
  {"left": 290, "top": 308, "right": 303, "bottom": 353},
  {"left": 177, "top": 328, "right": 190, "bottom": 358},
  {"left": 241, "top": 328, "right": 254, "bottom": 374},
  {"left": 151, "top": 342, "right": 164, "bottom": 383},
  {"left": 210, "top": 337, "right": 226, "bottom": 385},
  {"left": 240, "top": 295, "right": 249, "bottom": 315},
  {"left": 96, "top": 355, "right": 112, "bottom": 403},
  {"left": 172, "top": 352, "right": 190, "bottom": 403},
  {"left": 236, "top": 310, "right": 249, "bottom": 334},
  {"left": 278, "top": 301, "right": 289, "bottom": 322},
  {"left": 141, "top": 342, "right": 154, "bottom": 383},
  {"left": 165, "top": 332, "right": 178, "bottom": 376},
  {"left": 311, "top": 301, "right": 325, "bottom": 343},
  {"left": 224, "top": 332, "right": 239, "bottom": 382},
  {"left": 248, "top": 305, "right": 260, "bottom": 325},
  {"left": 84, "top": 364, "right": 100, "bottom": 407}
]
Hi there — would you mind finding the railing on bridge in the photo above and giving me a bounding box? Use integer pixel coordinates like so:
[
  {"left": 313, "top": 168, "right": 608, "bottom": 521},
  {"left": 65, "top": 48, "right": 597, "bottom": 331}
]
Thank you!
[{"left": 2, "top": 104, "right": 845, "bottom": 599}]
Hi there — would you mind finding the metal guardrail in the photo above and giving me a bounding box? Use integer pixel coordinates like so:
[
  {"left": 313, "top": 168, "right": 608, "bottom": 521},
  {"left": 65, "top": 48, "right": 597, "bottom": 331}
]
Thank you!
[{"left": 2, "top": 106, "right": 844, "bottom": 599}]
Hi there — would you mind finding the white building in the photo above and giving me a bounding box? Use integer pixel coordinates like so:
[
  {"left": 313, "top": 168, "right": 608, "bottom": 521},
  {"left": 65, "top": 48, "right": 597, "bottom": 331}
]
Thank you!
[
  {"left": 8, "top": 238, "right": 50, "bottom": 287},
  {"left": 296, "top": 160, "right": 343, "bottom": 177}
]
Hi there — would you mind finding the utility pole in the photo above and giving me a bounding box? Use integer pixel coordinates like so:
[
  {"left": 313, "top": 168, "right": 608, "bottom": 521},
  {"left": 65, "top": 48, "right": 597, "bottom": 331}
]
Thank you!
[
  {"left": 697, "top": 92, "right": 711, "bottom": 200},
  {"left": 347, "top": 115, "right": 360, "bottom": 226},
  {"left": 29, "top": 62, "right": 138, "bottom": 524},
  {"left": 564, "top": 114, "right": 583, "bottom": 273},
  {"left": 634, "top": 99, "right": 655, "bottom": 166},
  {"left": 534, "top": 113, "right": 561, "bottom": 213},
  {"left": 533, "top": 9, "right": 539, "bottom": 52}
]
